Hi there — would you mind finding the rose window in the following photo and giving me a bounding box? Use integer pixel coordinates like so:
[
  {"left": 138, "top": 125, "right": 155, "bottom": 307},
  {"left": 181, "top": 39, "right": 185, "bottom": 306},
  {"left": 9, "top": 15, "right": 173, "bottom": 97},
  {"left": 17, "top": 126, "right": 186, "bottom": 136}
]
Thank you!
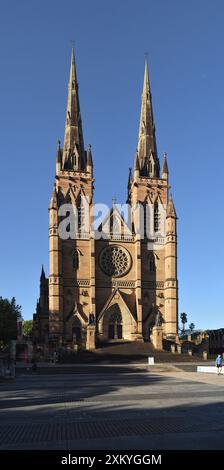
[{"left": 99, "top": 246, "right": 131, "bottom": 277}]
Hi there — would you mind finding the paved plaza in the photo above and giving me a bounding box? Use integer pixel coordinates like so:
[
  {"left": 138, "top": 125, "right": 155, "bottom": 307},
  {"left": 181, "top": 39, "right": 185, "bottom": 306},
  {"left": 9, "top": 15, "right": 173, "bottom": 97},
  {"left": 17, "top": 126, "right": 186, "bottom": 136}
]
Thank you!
[{"left": 1, "top": 364, "right": 224, "bottom": 450}]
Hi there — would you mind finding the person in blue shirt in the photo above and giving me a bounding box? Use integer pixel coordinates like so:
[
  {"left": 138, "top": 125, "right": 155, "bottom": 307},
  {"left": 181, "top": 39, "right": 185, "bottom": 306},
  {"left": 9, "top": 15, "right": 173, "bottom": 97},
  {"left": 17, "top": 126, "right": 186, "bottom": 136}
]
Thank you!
[{"left": 215, "top": 354, "right": 222, "bottom": 375}]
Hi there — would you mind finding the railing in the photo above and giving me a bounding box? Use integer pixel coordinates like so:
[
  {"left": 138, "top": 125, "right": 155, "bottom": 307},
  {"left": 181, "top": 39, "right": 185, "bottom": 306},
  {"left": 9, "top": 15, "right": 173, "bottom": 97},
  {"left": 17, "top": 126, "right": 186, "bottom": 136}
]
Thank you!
[
  {"left": 74, "top": 232, "right": 90, "bottom": 240},
  {"left": 109, "top": 233, "right": 135, "bottom": 242},
  {"left": 147, "top": 237, "right": 165, "bottom": 245},
  {"left": 73, "top": 232, "right": 165, "bottom": 243}
]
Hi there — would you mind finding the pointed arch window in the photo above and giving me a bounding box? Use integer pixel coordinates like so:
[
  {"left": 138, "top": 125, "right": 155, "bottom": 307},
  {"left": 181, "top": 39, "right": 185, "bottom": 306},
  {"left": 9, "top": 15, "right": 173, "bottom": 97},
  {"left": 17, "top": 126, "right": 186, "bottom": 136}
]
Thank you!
[
  {"left": 143, "top": 202, "right": 151, "bottom": 238},
  {"left": 77, "top": 198, "right": 85, "bottom": 231},
  {"left": 144, "top": 202, "right": 147, "bottom": 238},
  {"left": 72, "top": 316, "right": 82, "bottom": 345},
  {"left": 109, "top": 310, "right": 123, "bottom": 340},
  {"left": 154, "top": 201, "right": 160, "bottom": 233},
  {"left": 146, "top": 155, "right": 154, "bottom": 177}
]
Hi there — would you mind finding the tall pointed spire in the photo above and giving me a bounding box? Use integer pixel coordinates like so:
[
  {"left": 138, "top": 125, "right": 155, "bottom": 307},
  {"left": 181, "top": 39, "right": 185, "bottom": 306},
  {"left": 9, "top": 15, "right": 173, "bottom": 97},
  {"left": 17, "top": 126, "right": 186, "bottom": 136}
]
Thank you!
[
  {"left": 49, "top": 183, "right": 58, "bottom": 209},
  {"left": 162, "top": 152, "right": 169, "bottom": 179},
  {"left": 134, "top": 149, "right": 140, "bottom": 179},
  {"left": 167, "top": 193, "right": 177, "bottom": 218},
  {"left": 62, "top": 48, "right": 86, "bottom": 171},
  {"left": 56, "top": 139, "right": 62, "bottom": 173},
  {"left": 87, "top": 144, "right": 93, "bottom": 167},
  {"left": 137, "top": 59, "right": 159, "bottom": 177},
  {"left": 87, "top": 144, "right": 93, "bottom": 174},
  {"left": 128, "top": 167, "right": 133, "bottom": 186},
  {"left": 56, "top": 140, "right": 62, "bottom": 164},
  {"left": 40, "top": 264, "right": 45, "bottom": 280}
]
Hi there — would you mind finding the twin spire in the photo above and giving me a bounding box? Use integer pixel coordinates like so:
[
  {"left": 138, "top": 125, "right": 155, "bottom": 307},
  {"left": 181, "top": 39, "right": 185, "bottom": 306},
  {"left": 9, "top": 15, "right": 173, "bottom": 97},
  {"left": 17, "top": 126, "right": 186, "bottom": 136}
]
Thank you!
[
  {"left": 62, "top": 48, "right": 90, "bottom": 172},
  {"left": 136, "top": 59, "right": 161, "bottom": 178},
  {"left": 57, "top": 50, "right": 167, "bottom": 180}
]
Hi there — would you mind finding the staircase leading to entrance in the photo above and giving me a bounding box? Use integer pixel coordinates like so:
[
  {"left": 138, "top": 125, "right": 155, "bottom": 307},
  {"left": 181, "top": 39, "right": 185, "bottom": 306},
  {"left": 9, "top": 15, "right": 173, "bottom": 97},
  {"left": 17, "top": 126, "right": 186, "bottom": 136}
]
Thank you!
[{"left": 58, "top": 341, "right": 203, "bottom": 364}]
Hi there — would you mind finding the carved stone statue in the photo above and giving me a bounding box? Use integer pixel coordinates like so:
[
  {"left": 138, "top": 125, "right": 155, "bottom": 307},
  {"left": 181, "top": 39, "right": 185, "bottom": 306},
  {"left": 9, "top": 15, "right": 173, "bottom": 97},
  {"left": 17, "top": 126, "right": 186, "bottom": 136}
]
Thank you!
[
  {"left": 155, "top": 310, "right": 163, "bottom": 327},
  {"left": 148, "top": 305, "right": 164, "bottom": 332}
]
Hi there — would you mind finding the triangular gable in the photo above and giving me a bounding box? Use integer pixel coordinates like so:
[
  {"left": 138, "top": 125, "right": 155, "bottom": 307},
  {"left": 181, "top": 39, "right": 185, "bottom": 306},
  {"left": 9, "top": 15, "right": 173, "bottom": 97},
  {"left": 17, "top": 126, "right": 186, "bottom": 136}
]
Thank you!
[
  {"left": 98, "top": 288, "right": 135, "bottom": 322},
  {"left": 69, "top": 186, "right": 76, "bottom": 204},
  {"left": 143, "top": 193, "right": 153, "bottom": 205},
  {"left": 66, "top": 302, "right": 88, "bottom": 325},
  {"left": 76, "top": 187, "right": 89, "bottom": 203},
  {"left": 63, "top": 188, "right": 72, "bottom": 204},
  {"left": 154, "top": 193, "right": 165, "bottom": 208},
  {"left": 98, "top": 205, "right": 132, "bottom": 235}
]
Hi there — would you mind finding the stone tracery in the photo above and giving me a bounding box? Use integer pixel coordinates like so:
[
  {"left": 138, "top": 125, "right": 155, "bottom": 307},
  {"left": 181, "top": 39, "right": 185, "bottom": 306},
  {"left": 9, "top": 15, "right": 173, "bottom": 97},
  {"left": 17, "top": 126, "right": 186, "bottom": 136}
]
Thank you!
[{"left": 99, "top": 246, "right": 131, "bottom": 277}]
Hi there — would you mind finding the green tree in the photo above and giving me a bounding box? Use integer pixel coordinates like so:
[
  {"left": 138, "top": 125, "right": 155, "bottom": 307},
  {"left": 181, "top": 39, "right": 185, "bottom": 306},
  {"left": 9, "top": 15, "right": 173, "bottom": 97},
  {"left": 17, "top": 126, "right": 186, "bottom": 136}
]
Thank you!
[
  {"left": 23, "top": 320, "right": 33, "bottom": 338},
  {"left": 189, "top": 323, "right": 195, "bottom": 333},
  {"left": 0, "top": 297, "right": 22, "bottom": 347},
  {"left": 180, "top": 312, "right": 188, "bottom": 333}
]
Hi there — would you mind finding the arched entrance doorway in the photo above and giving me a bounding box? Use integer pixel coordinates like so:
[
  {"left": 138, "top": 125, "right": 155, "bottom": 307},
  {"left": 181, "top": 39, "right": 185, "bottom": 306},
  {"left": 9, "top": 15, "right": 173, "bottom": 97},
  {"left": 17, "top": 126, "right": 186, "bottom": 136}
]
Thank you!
[
  {"left": 109, "top": 310, "right": 123, "bottom": 340},
  {"left": 72, "top": 317, "right": 82, "bottom": 346}
]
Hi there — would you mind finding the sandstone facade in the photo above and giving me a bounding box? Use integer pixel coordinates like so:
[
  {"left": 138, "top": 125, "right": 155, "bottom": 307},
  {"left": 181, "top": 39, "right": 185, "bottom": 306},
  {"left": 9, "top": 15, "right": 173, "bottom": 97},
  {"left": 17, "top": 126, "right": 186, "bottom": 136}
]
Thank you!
[{"left": 33, "top": 50, "right": 178, "bottom": 350}]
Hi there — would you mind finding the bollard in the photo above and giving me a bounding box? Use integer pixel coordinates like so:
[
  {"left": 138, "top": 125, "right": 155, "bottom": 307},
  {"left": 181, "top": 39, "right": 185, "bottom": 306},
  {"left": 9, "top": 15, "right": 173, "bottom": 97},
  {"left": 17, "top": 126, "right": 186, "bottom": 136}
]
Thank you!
[
  {"left": 203, "top": 351, "right": 208, "bottom": 361},
  {"left": 148, "top": 357, "right": 154, "bottom": 365},
  {"left": 171, "top": 344, "right": 176, "bottom": 353},
  {"left": 188, "top": 349, "right": 193, "bottom": 356}
]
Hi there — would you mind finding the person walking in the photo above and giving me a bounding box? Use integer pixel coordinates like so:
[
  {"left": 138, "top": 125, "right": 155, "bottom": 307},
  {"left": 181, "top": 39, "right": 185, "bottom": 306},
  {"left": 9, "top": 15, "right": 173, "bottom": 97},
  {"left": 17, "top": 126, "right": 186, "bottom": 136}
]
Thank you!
[{"left": 215, "top": 354, "right": 222, "bottom": 375}]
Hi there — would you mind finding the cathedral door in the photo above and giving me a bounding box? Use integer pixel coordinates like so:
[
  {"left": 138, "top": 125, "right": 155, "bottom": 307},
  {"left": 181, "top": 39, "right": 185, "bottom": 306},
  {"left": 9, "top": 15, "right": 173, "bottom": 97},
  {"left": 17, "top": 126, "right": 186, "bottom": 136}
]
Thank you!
[
  {"left": 108, "top": 310, "right": 123, "bottom": 340},
  {"left": 109, "top": 324, "right": 114, "bottom": 339},
  {"left": 72, "top": 317, "right": 82, "bottom": 345},
  {"left": 117, "top": 323, "right": 122, "bottom": 339}
]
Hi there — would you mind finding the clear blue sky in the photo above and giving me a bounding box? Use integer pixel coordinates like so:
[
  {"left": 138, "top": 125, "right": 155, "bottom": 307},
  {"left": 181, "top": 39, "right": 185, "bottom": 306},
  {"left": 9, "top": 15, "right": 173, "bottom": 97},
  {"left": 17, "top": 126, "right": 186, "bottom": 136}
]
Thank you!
[{"left": 0, "top": 0, "right": 224, "bottom": 329}]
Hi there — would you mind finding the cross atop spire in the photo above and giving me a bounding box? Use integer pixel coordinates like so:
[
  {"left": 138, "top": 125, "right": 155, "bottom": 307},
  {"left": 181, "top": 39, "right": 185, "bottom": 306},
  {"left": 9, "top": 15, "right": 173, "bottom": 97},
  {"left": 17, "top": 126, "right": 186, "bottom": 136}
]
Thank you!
[
  {"left": 62, "top": 48, "right": 86, "bottom": 171},
  {"left": 137, "top": 59, "right": 160, "bottom": 177}
]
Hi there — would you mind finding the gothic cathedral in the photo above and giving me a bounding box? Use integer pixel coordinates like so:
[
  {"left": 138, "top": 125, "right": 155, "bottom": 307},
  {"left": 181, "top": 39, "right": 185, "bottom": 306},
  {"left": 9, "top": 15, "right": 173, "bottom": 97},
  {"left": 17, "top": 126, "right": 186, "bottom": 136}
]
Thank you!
[{"left": 33, "top": 49, "right": 178, "bottom": 351}]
